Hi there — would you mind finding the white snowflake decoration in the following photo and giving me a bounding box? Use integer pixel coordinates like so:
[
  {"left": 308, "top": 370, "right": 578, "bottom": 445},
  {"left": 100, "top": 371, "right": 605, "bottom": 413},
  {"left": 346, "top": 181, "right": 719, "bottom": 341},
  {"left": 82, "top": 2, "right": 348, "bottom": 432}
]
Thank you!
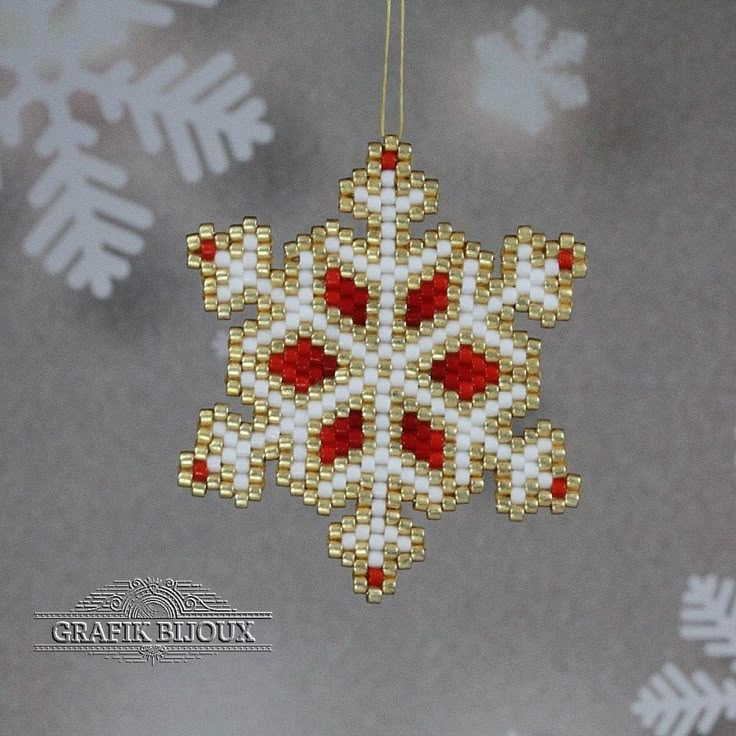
[
  {"left": 473, "top": 5, "right": 588, "bottom": 135},
  {"left": 632, "top": 576, "right": 736, "bottom": 735},
  {"left": 0, "top": 0, "right": 272, "bottom": 297},
  {"left": 178, "top": 135, "right": 587, "bottom": 602}
]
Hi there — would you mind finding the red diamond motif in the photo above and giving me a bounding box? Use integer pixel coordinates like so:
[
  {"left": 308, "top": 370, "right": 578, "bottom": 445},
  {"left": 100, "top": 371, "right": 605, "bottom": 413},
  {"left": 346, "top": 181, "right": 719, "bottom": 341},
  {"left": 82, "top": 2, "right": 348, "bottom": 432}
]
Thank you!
[
  {"left": 320, "top": 410, "right": 364, "bottom": 463},
  {"left": 325, "top": 268, "right": 369, "bottom": 325},
  {"left": 268, "top": 338, "right": 337, "bottom": 393},
  {"left": 430, "top": 345, "right": 500, "bottom": 401},
  {"left": 406, "top": 272, "right": 449, "bottom": 328},
  {"left": 401, "top": 412, "right": 444, "bottom": 469}
]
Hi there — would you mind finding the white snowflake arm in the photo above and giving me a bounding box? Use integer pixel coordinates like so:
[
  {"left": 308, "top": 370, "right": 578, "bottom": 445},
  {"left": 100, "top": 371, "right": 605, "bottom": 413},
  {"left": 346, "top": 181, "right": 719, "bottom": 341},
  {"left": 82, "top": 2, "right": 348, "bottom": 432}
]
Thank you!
[
  {"left": 90, "top": 52, "right": 272, "bottom": 182},
  {"left": 680, "top": 576, "right": 736, "bottom": 662},
  {"left": 631, "top": 663, "right": 736, "bottom": 736}
]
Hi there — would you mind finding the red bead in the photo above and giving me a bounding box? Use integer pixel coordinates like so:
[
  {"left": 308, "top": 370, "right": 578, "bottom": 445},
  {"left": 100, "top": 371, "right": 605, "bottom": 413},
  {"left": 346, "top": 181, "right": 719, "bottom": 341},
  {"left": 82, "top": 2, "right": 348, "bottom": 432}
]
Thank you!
[
  {"left": 324, "top": 268, "right": 369, "bottom": 325},
  {"left": 380, "top": 150, "right": 398, "bottom": 170},
  {"left": 192, "top": 459, "right": 208, "bottom": 482},
  {"left": 401, "top": 412, "right": 444, "bottom": 468},
  {"left": 320, "top": 411, "right": 364, "bottom": 463},
  {"left": 431, "top": 345, "right": 500, "bottom": 401},
  {"left": 406, "top": 272, "right": 449, "bottom": 328},
  {"left": 269, "top": 338, "right": 338, "bottom": 393},
  {"left": 367, "top": 567, "right": 384, "bottom": 588},
  {"left": 551, "top": 477, "right": 568, "bottom": 499},
  {"left": 199, "top": 238, "right": 216, "bottom": 261},
  {"left": 558, "top": 249, "right": 574, "bottom": 271}
]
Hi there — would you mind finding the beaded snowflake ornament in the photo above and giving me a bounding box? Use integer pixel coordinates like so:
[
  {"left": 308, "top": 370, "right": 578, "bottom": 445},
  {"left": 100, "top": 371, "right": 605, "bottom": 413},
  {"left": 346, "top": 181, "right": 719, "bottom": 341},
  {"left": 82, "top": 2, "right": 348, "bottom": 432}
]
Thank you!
[{"left": 178, "top": 135, "right": 587, "bottom": 602}]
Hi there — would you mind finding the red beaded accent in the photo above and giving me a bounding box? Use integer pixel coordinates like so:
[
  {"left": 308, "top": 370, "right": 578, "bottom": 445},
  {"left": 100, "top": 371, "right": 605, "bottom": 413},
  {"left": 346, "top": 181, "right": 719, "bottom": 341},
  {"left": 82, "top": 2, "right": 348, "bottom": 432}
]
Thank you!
[
  {"left": 558, "top": 248, "right": 574, "bottom": 271},
  {"left": 192, "top": 459, "right": 208, "bottom": 482},
  {"left": 324, "top": 268, "right": 369, "bottom": 325},
  {"left": 380, "top": 149, "right": 398, "bottom": 170},
  {"left": 320, "top": 410, "right": 364, "bottom": 463},
  {"left": 401, "top": 412, "right": 444, "bottom": 469},
  {"left": 430, "top": 345, "right": 500, "bottom": 401},
  {"left": 551, "top": 476, "right": 568, "bottom": 499},
  {"left": 367, "top": 567, "right": 384, "bottom": 588},
  {"left": 406, "top": 272, "right": 449, "bottom": 328},
  {"left": 199, "top": 238, "right": 216, "bottom": 261},
  {"left": 268, "top": 338, "right": 338, "bottom": 393}
]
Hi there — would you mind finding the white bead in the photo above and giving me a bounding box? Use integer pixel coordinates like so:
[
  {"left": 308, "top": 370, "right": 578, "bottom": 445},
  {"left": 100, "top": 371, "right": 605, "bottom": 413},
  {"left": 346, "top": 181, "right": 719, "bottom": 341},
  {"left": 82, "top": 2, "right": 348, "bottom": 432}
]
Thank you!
[
  {"left": 355, "top": 524, "right": 370, "bottom": 541},
  {"left": 421, "top": 248, "right": 436, "bottom": 265},
  {"left": 353, "top": 254, "right": 367, "bottom": 272},
  {"left": 207, "top": 455, "right": 222, "bottom": 472},
  {"left": 364, "top": 366, "right": 378, "bottom": 384},
  {"left": 498, "top": 391, "right": 512, "bottom": 409},
  {"left": 530, "top": 285, "right": 545, "bottom": 302},
  {"left": 543, "top": 293, "right": 559, "bottom": 311},
  {"left": 516, "top": 277, "right": 530, "bottom": 295},
  {"left": 510, "top": 487, "right": 526, "bottom": 505},
  {"left": 512, "top": 470, "right": 526, "bottom": 486},
  {"left": 544, "top": 259, "right": 560, "bottom": 276},
  {"left": 347, "top": 464, "right": 361, "bottom": 481},
  {"left": 215, "top": 251, "right": 231, "bottom": 267},
  {"left": 517, "top": 261, "right": 531, "bottom": 277},
  {"left": 387, "top": 457, "right": 402, "bottom": 474},
  {"left": 511, "top": 453, "right": 525, "bottom": 470},
  {"left": 380, "top": 170, "right": 395, "bottom": 187},
  {"left": 409, "top": 187, "right": 424, "bottom": 205},
  {"left": 512, "top": 348, "right": 527, "bottom": 365},
  {"left": 368, "top": 551, "right": 384, "bottom": 567},
  {"left": 428, "top": 485, "right": 443, "bottom": 502},
  {"left": 243, "top": 234, "right": 257, "bottom": 250},
  {"left": 500, "top": 338, "right": 513, "bottom": 356},
  {"left": 397, "top": 536, "right": 411, "bottom": 552},
  {"left": 234, "top": 474, "right": 249, "bottom": 491},
  {"left": 250, "top": 432, "right": 265, "bottom": 449},
  {"left": 370, "top": 517, "right": 385, "bottom": 533},
  {"left": 437, "top": 239, "right": 451, "bottom": 257},
  {"left": 488, "top": 297, "right": 503, "bottom": 312},
  {"left": 511, "top": 383, "right": 527, "bottom": 400},
  {"left": 217, "top": 286, "right": 230, "bottom": 302},
  {"left": 518, "top": 244, "right": 532, "bottom": 261},
  {"left": 530, "top": 268, "right": 545, "bottom": 285},
  {"left": 384, "top": 526, "right": 398, "bottom": 543},
  {"left": 456, "top": 468, "right": 470, "bottom": 485},
  {"left": 538, "top": 472, "right": 552, "bottom": 489},
  {"left": 381, "top": 205, "right": 396, "bottom": 222},
  {"left": 538, "top": 438, "right": 552, "bottom": 453},
  {"left": 371, "top": 499, "right": 386, "bottom": 515},
  {"left": 395, "top": 195, "right": 409, "bottom": 212},
  {"left": 325, "top": 236, "right": 340, "bottom": 253},
  {"left": 524, "top": 444, "right": 539, "bottom": 461},
  {"left": 367, "top": 195, "right": 381, "bottom": 212},
  {"left": 342, "top": 533, "right": 356, "bottom": 550},
  {"left": 502, "top": 287, "right": 517, "bottom": 305},
  {"left": 353, "top": 186, "right": 368, "bottom": 204},
  {"left": 415, "top": 475, "right": 429, "bottom": 492},
  {"left": 497, "top": 444, "right": 512, "bottom": 460},
  {"left": 485, "top": 435, "right": 499, "bottom": 453},
  {"left": 235, "top": 457, "right": 249, "bottom": 472},
  {"left": 381, "top": 222, "right": 396, "bottom": 238},
  {"left": 380, "top": 239, "right": 394, "bottom": 256},
  {"left": 524, "top": 462, "right": 539, "bottom": 478},
  {"left": 318, "top": 481, "right": 332, "bottom": 498},
  {"left": 339, "top": 245, "right": 353, "bottom": 262},
  {"left": 229, "top": 259, "right": 244, "bottom": 277}
]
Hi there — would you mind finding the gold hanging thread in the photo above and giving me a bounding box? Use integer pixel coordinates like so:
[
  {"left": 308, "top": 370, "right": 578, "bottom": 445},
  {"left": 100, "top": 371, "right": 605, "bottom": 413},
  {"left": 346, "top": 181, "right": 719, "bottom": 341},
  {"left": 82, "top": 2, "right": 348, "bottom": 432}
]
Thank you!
[{"left": 379, "top": 0, "right": 406, "bottom": 138}]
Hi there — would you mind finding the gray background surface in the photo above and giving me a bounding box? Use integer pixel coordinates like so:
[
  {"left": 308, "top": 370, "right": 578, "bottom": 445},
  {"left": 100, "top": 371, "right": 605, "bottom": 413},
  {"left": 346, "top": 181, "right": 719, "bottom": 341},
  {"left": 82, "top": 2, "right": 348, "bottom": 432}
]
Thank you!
[{"left": 2, "top": 1, "right": 735, "bottom": 734}]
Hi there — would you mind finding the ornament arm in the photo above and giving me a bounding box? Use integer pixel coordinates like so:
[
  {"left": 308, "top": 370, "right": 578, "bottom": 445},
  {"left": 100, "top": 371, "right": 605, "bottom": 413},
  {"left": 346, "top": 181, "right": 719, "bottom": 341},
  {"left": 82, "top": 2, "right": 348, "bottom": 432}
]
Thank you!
[
  {"left": 489, "top": 226, "right": 587, "bottom": 327},
  {"left": 186, "top": 218, "right": 281, "bottom": 319}
]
